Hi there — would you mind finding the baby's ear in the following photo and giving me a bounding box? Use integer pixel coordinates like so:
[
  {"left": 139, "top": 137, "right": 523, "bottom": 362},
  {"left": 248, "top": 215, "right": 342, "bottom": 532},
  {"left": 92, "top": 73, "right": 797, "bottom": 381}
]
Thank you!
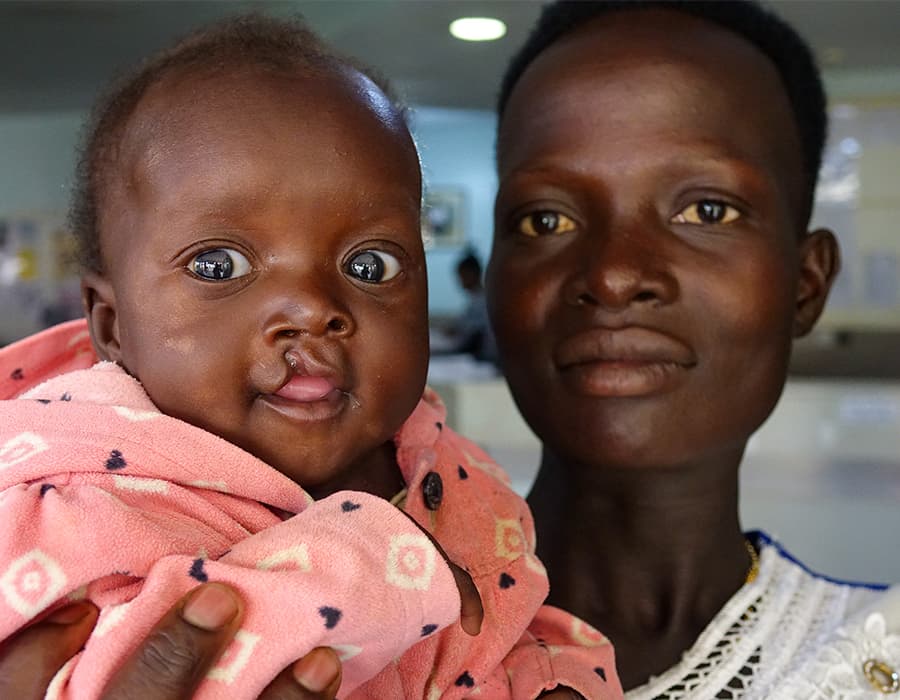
[
  {"left": 793, "top": 228, "right": 840, "bottom": 337},
  {"left": 80, "top": 273, "right": 122, "bottom": 362}
]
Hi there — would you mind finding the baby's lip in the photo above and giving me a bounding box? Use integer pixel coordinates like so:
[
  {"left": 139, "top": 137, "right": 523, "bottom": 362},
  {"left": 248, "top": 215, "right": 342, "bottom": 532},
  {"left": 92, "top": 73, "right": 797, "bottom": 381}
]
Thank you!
[
  {"left": 275, "top": 374, "right": 337, "bottom": 402},
  {"left": 268, "top": 347, "right": 348, "bottom": 402}
]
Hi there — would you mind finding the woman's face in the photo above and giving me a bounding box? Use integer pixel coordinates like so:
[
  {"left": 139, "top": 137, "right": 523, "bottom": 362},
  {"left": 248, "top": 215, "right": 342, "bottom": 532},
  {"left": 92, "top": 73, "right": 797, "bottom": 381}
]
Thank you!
[{"left": 487, "top": 11, "right": 836, "bottom": 471}]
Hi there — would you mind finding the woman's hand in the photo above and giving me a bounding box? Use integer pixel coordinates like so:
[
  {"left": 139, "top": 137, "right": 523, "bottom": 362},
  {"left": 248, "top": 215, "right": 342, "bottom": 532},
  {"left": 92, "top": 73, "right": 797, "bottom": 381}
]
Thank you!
[
  {"left": 0, "top": 600, "right": 99, "bottom": 698},
  {"left": 0, "top": 582, "right": 342, "bottom": 700}
]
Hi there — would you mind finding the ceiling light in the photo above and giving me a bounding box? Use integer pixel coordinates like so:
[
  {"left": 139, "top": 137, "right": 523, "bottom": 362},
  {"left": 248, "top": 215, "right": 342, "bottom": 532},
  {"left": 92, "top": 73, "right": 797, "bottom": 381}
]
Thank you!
[{"left": 449, "top": 17, "right": 507, "bottom": 42}]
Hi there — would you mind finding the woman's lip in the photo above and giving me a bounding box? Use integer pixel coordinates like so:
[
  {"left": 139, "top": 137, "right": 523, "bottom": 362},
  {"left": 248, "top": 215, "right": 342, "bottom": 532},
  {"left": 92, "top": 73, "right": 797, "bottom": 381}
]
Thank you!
[
  {"left": 554, "top": 327, "right": 696, "bottom": 397},
  {"left": 554, "top": 327, "right": 697, "bottom": 369},
  {"left": 561, "top": 359, "right": 689, "bottom": 397}
]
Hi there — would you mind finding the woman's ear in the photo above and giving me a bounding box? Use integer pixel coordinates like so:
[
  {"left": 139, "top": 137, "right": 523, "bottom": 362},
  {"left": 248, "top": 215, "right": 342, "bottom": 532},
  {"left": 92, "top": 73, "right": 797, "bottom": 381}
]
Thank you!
[
  {"left": 81, "top": 273, "right": 122, "bottom": 362},
  {"left": 793, "top": 228, "right": 841, "bottom": 337}
]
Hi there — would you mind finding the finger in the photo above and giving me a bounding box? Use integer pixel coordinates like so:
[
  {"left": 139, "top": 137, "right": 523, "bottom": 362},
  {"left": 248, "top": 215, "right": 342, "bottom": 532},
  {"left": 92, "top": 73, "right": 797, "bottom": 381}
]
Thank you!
[
  {"left": 450, "top": 563, "right": 483, "bottom": 636},
  {"left": 396, "top": 511, "right": 484, "bottom": 635},
  {"left": 102, "top": 582, "right": 243, "bottom": 700},
  {"left": 260, "top": 647, "right": 342, "bottom": 699},
  {"left": 0, "top": 601, "right": 99, "bottom": 700}
]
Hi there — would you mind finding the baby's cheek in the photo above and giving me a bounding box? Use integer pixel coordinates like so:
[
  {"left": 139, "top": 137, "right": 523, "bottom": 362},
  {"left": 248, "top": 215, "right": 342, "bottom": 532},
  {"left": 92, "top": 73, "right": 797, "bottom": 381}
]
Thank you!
[
  {"left": 161, "top": 333, "right": 196, "bottom": 356},
  {"left": 366, "top": 350, "right": 424, "bottom": 436},
  {"left": 138, "top": 334, "right": 228, "bottom": 409}
]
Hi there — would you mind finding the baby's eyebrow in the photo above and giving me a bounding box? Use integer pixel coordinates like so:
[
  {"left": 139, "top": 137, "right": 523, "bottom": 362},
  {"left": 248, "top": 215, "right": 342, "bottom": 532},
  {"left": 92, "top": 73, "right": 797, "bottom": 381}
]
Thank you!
[{"left": 161, "top": 193, "right": 261, "bottom": 224}]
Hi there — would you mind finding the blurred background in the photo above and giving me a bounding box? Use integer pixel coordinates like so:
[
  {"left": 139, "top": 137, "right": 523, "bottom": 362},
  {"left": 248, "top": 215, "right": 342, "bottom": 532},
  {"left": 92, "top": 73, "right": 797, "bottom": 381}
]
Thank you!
[{"left": 1, "top": 0, "right": 898, "bottom": 580}]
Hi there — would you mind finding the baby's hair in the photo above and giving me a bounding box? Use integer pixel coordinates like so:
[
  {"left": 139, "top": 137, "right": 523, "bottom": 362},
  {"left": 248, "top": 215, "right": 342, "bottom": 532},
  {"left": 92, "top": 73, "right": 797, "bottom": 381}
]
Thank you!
[
  {"left": 497, "top": 0, "right": 827, "bottom": 225},
  {"left": 70, "top": 13, "right": 402, "bottom": 274}
]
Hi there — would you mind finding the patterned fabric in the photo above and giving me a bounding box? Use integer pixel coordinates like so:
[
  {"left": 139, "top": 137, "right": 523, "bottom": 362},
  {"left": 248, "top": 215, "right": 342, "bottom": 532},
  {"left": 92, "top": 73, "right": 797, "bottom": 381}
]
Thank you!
[
  {"left": 626, "top": 533, "right": 899, "bottom": 700},
  {"left": 0, "top": 321, "right": 620, "bottom": 700}
]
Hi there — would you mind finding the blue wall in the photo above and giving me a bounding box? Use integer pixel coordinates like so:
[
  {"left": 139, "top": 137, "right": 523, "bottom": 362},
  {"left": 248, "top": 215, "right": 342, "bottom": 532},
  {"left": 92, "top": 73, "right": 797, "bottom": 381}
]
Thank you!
[
  {"left": 0, "top": 111, "right": 80, "bottom": 216},
  {"left": 409, "top": 107, "right": 497, "bottom": 317}
]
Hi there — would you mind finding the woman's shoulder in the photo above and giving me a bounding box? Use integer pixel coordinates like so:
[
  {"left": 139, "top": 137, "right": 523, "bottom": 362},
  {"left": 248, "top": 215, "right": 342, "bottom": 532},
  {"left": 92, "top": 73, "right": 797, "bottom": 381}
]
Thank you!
[
  {"left": 743, "top": 532, "right": 898, "bottom": 698},
  {"left": 754, "top": 530, "right": 890, "bottom": 592},
  {"left": 768, "top": 583, "right": 900, "bottom": 698},
  {"left": 757, "top": 531, "right": 899, "bottom": 698},
  {"left": 625, "top": 531, "right": 897, "bottom": 700}
]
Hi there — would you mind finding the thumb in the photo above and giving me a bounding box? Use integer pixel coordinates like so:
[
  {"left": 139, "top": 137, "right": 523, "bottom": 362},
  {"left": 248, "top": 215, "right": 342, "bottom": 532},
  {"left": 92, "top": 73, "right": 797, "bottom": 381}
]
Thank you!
[
  {"left": 102, "top": 582, "right": 243, "bottom": 700},
  {"left": 0, "top": 601, "right": 99, "bottom": 700}
]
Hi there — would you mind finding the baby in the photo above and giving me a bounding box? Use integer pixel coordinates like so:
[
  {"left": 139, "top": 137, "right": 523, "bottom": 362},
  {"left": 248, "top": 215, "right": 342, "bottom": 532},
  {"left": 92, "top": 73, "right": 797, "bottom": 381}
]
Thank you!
[{"left": 0, "top": 15, "right": 618, "bottom": 700}]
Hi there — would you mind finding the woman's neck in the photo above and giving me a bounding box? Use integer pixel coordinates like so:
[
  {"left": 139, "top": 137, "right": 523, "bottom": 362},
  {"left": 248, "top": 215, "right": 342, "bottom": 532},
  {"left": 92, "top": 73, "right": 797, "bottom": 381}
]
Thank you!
[{"left": 528, "top": 448, "right": 752, "bottom": 690}]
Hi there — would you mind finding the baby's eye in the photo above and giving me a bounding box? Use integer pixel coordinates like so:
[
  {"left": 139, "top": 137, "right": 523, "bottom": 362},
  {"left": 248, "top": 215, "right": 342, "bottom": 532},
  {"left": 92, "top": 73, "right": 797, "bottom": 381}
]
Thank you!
[
  {"left": 190, "top": 248, "right": 252, "bottom": 280},
  {"left": 516, "top": 210, "right": 577, "bottom": 237},
  {"left": 671, "top": 200, "right": 741, "bottom": 225},
  {"left": 346, "top": 250, "right": 401, "bottom": 283}
]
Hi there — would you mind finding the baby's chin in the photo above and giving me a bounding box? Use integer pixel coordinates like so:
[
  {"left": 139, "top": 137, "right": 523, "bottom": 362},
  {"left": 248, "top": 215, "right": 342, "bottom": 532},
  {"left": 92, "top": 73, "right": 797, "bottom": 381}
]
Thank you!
[{"left": 256, "top": 437, "right": 403, "bottom": 500}]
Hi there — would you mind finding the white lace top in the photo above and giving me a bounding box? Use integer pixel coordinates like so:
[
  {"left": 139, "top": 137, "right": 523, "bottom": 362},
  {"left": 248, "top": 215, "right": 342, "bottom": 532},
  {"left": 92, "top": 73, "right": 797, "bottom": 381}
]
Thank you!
[{"left": 626, "top": 532, "right": 900, "bottom": 700}]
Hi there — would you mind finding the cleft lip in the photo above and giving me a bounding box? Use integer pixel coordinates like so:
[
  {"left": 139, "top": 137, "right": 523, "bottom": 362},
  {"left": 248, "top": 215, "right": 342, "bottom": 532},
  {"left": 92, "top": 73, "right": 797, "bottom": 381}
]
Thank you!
[
  {"left": 269, "top": 346, "right": 349, "bottom": 399},
  {"left": 554, "top": 326, "right": 697, "bottom": 370},
  {"left": 275, "top": 374, "right": 338, "bottom": 403}
]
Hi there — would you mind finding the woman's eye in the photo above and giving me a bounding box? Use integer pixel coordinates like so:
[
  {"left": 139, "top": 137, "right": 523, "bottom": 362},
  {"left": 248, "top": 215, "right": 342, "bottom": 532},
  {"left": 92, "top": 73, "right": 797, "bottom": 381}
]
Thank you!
[
  {"left": 346, "top": 250, "right": 401, "bottom": 283},
  {"left": 190, "top": 248, "right": 252, "bottom": 280},
  {"left": 515, "top": 210, "right": 577, "bottom": 237},
  {"left": 671, "top": 200, "right": 741, "bottom": 225}
]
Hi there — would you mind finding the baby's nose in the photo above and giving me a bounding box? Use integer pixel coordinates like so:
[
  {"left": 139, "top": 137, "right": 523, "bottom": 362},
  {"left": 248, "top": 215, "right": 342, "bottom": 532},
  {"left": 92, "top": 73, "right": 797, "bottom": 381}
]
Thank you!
[{"left": 261, "top": 279, "right": 355, "bottom": 341}]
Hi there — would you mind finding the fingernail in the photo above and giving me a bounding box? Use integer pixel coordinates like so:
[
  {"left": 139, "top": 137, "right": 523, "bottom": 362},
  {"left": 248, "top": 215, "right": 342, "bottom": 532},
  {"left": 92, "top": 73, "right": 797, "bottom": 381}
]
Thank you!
[
  {"left": 182, "top": 583, "right": 239, "bottom": 630},
  {"left": 293, "top": 651, "right": 337, "bottom": 692},
  {"left": 47, "top": 602, "right": 93, "bottom": 625}
]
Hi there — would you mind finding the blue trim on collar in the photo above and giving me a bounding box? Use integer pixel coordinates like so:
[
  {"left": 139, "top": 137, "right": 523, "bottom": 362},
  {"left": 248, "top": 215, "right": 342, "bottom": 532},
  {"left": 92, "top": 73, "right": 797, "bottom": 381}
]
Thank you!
[{"left": 747, "top": 530, "right": 890, "bottom": 591}]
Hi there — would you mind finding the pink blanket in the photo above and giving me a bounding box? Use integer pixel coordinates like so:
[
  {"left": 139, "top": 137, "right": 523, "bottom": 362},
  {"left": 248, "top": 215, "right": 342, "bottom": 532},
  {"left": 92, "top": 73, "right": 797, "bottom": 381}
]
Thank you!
[{"left": 0, "top": 321, "right": 621, "bottom": 699}]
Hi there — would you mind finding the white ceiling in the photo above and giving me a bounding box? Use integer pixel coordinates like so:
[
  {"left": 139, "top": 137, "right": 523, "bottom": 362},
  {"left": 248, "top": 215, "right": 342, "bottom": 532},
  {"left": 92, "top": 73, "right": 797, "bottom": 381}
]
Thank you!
[{"left": 2, "top": 0, "right": 899, "bottom": 113}]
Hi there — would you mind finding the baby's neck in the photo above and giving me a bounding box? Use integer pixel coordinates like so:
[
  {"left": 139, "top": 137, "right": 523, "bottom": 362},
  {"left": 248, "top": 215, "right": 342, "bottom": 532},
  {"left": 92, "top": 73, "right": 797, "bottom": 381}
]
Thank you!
[{"left": 304, "top": 441, "right": 406, "bottom": 502}]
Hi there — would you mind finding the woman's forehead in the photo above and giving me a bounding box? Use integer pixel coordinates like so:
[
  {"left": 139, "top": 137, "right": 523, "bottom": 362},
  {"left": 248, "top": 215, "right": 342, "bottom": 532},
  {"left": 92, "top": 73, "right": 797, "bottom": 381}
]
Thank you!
[
  {"left": 502, "top": 12, "right": 788, "bottom": 137},
  {"left": 496, "top": 9, "right": 804, "bottom": 209}
]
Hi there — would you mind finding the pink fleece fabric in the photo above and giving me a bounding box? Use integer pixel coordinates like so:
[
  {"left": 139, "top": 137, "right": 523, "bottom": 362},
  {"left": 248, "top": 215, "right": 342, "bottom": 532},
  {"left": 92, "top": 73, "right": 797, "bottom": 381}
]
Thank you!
[{"left": 0, "top": 321, "right": 621, "bottom": 699}]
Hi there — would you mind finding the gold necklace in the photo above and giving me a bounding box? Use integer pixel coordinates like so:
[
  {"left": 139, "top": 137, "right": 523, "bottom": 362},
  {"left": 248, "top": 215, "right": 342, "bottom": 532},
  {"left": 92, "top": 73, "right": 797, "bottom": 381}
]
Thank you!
[{"left": 744, "top": 538, "right": 760, "bottom": 584}]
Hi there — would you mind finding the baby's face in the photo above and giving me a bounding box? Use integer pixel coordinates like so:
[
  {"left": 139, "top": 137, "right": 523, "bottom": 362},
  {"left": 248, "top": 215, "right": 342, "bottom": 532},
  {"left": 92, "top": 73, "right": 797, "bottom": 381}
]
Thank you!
[
  {"left": 489, "top": 10, "right": 832, "bottom": 471},
  {"left": 92, "top": 67, "right": 428, "bottom": 495}
]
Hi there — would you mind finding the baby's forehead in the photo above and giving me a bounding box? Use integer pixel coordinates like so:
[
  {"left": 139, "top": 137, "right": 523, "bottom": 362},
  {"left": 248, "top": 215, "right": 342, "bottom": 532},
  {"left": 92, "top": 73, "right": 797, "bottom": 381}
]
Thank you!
[
  {"left": 111, "top": 63, "right": 415, "bottom": 195},
  {"left": 95, "top": 63, "right": 421, "bottom": 241},
  {"left": 122, "top": 65, "right": 363, "bottom": 154}
]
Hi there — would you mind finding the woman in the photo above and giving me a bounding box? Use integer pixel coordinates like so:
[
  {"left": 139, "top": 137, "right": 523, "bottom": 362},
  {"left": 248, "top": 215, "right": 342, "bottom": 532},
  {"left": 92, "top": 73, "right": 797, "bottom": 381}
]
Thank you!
[{"left": 486, "top": 1, "right": 898, "bottom": 696}]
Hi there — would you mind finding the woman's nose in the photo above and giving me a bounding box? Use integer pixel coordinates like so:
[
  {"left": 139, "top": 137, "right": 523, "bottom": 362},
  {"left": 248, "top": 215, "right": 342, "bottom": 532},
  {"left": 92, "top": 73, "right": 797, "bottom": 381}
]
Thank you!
[{"left": 563, "top": 219, "right": 678, "bottom": 311}]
